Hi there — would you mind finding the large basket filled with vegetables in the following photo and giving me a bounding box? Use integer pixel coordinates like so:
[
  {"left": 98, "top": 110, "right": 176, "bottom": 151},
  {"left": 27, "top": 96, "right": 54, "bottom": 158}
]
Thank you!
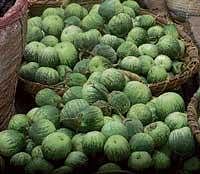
[
  {"left": 19, "top": 0, "right": 200, "bottom": 97},
  {"left": 1, "top": 81, "right": 199, "bottom": 173},
  {"left": 187, "top": 88, "right": 200, "bottom": 144}
]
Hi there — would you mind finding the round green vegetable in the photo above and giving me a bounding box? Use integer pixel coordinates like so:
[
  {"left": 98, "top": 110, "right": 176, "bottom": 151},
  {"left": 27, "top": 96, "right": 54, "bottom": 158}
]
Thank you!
[
  {"left": 8, "top": 114, "right": 29, "bottom": 133},
  {"left": 108, "top": 13, "right": 132, "bottom": 37},
  {"left": 28, "top": 119, "right": 56, "bottom": 145},
  {"left": 82, "top": 131, "right": 106, "bottom": 155},
  {"left": 127, "top": 27, "right": 148, "bottom": 46},
  {"left": 0, "top": 130, "right": 25, "bottom": 157},
  {"left": 66, "top": 73, "right": 87, "bottom": 87},
  {"left": 98, "top": 0, "right": 124, "bottom": 20},
  {"left": 108, "top": 91, "right": 131, "bottom": 115},
  {"left": 82, "top": 82, "right": 108, "bottom": 104},
  {"left": 133, "top": 15, "right": 155, "bottom": 29},
  {"left": 35, "top": 88, "right": 62, "bottom": 107},
  {"left": 138, "top": 44, "right": 159, "bottom": 58},
  {"left": 100, "top": 34, "right": 124, "bottom": 50},
  {"left": 144, "top": 121, "right": 170, "bottom": 148},
  {"left": 24, "top": 158, "right": 54, "bottom": 174},
  {"left": 41, "top": 35, "right": 59, "bottom": 47},
  {"left": 31, "top": 145, "right": 43, "bottom": 159},
  {"left": 19, "top": 62, "right": 40, "bottom": 82},
  {"left": 122, "top": 0, "right": 140, "bottom": 14},
  {"left": 64, "top": 151, "right": 88, "bottom": 169},
  {"left": 79, "top": 106, "right": 104, "bottom": 132},
  {"left": 42, "top": 7, "right": 64, "bottom": 19},
  {"left": 89, "top": 56, "right": 112, "bottom": 73},
  {"left": 127, "top": 103, "right": 152, "bottom": 126},
  {"left": 154, "top": 55, "right": 172, "bottom": 71},
  {"left": 92, "top": 44, "right": 117, "bottom": 63},
  {"left": 119, "top": 56, "right": 141, "bottom": 74},
  {"left": 73, "top": 59, "right": 90, "bottom": 75},
  {"left": 35, "top": 67, "right": 60, "bottom": 85},
  {"left": 128, "top": 151, "right": 152, "bottom": 171},
  {"left": 64, "top": 3, "right": 88, "bottom": 19},
  {"left": 27, "top": 26, "right": 44, "bottom": 43},
  {"left": 28, "top": 17, "right": 42, "bottom": 29},
  {"left": 42, "top": 132, "right": 71, "bottom": 161},
  {"left": 57, "top": 128, "right": 75, "bottom": 139},
  {"left": 129, "top": 133, "right": 154, "bottom": 153},
  {"left": 42, "top": 15, "right": 64, "bottom": 37},
  {"left": 92, "top": 100, "right": 112, "bottom": 116},
  {"left": 104, "top": 135, "right": 130, "bottom": 162},
  {"left": 157, "top": 35, "right": 181, "bottom": 59},
  {"left": 56, "top": 65, "right": 72, "bottom": 81},
  {"left": 123, "top": 6, "right": 136, "bottom": 18},
  {"left": 124, "top": 118, "right": 144, "bottom": 138},
  {"left": 100, "top": 68, "right": 126, "bottom": 91},
  {"left": 152, "top": 151, "right": 171, "bottom": 170},
  {"left": 64, "top": 16, "right": 81, "bottom": 27},
  {"left": 24, "top": 41, "right": 46, "bottom": 62},
  {"left": 124, "top": 81, "right": 152, "bottom": 105},
  {"left": 71, "top": 133, "right": 85, "bottom": 152},
  {"left": 147, "top": 66, "right": 168, "bottom": 83},
  {"left": 139, "top": 55, "right": 155, "bottom": 76},
  {"left": 147, "top": 25, "right": 165, "bottom": 43},
  {"left": 164, "top": 112, "right": 187, "bottom": 131},
  {"left": 55, "top": 42, "right": 78, "bottom": 68},
  {"left": 63, "top": 86, "right": 83, "bottom": 103},
  {"left": 101, "top": 121, "right": 129, "bottom": 139},
  {"left": 60, "top": 25, "right": 83, "bottom": 43},
  {"left": 10, "top": 152, "right": 31, "bottom": 167},
  {"left": 168, "top": 127, "right": 195, "bottom": 157}
]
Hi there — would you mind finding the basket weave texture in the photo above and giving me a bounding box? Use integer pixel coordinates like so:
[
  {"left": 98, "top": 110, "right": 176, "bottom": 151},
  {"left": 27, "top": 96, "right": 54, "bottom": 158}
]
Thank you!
[
  {"left": 0, "top": 0, "right": 28, "bottom": 130},
  {"left": 187, "top": 89, "right": 200, "bottom": 144},
  {"left": 166, "top": 0, "right": 200, "bottom": 21}
]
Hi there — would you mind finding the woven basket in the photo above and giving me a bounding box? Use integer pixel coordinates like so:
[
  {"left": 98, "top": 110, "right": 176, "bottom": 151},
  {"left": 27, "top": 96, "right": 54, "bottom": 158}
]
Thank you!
[
  {"left": 187, "top": 88, "right": 200, "bottom": 144},
  {"left": 166, "top": 0, "right": 200, "bottom": 22},
  {"left": 24, "top": 0, "right": 199, "bottom": 97},
  {"left": 0, "top": 0, "right": 28, "bottom": 130},
  {"left": 124, "top": 10, "right": 200, "bottom": 95}
]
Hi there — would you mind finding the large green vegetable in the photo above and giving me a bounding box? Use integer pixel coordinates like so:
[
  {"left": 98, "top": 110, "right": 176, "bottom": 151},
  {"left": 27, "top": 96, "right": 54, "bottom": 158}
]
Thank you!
[
  {"left": 133, "top": 15, "right": 155, "bottom": 29},
  {"left": 108, "top": 13, "right": 132, "bottom": 37},
  {"left": 41, "top": 35, "right": 59, "bottom": 47},
  {"left": 128, "top": 151, "right": 152, "bottom": 171},
  {"left": 42, "top": 7, "right": 64, "bottom": 19},
  {"left": 66, "top": 73, "right": 87, "bottom": 87},
  {"left": 101, "top": 121, "right": 129, "bottom": 139},
  {"left": 42, "top": 132, "right": 71, "bottom": 160},
  {"left": 127, "top": 104, "right": 152, "bottom": 126},
  {"left": 122, "top": 0, "right": 140, "bottom": 14},
  {"left": 28, "top": 119, "right": 56, "bottom": 145},
  {"left": 63, "top": 86, "right": 83, "bottom": 103},
  {"left": 27, "top": 26, "right": 44, "bottom": 43},
  {"left": 82, "top": 82, "right": 108, "bottom": 104},
  {"left": 10, "top": 152, "right": 31, "bottom": 167},
  {"left": 60, "top": 99, "right": 89, "bottom": 129},
  {"left": 24, "top": 41, "right": 46, "bottom": 62},
  {"left": 157, "top": 35, "right": 181, "bottom": 59},
  {"left": 35, "top": 67, "right": 60, "bottom": 85},
  {"left": 104, "top": 135, "right": 130, "bottom": 162},
  {"left": 119, "top": 56, "right": 141, "bottom": 74},
  {"left": 42, "top": 15, "right": 64, "bottom": 37},
  {"left": 138, "top": 44, "right": 159, "bottom": 58},
  {"left": 56, "top": 65, "right": 72, "bottom": 82},
  {"left": 35, "top": 88, "right": 62, "bottom": 107},
  {"left": 147, "top": 25, "right": 165, "bottom": 43},
  {"left": 144, "top": 121, "right": 170, "bottom": 148},
  {"left": 55, "top": 42, "right": 78, "bottom": 68},
  {"left": 147, "top": 66, "right": 168, "bottom": 83},
  {"left": 82, "top": 131, "right": 106, "bottom": 155},
  {"left": 139, "top": 55, "right": 155, "bottom": 76},
  {"left": 108, "top": 91, "right": 131, "bottom": 115},
  {"left": 154, "top": 55, "right": 172, "bottom": 71},
  {"left": 168, "top": 127, "right": 195, "bottom": 157},
  {"left": 73, "top": 59, "right": 90, "bottom": 76},
  {"left": 152, "top": 151, "right": 171, "bottom": 170},
  {"left": 124, "top": 81, "right": 152, "bottom": 105},
  {"left": 92, "top": 44, "right": 117, "bottom": 63},
  {"left": 129, "top": 133, "right": 154, "bottom": 153},
  {"left": 0, "top": 130, "right": 25, "bottom": 157},
  {"left": 8, "top": 114, "right": 29, "bottom": 133},
  {"left": 98, "top": 0, "right": 124, "bottom": 20},
  {"left": 100, "top": 68, "right": 126, "bottom": 91},
  {"left": 117, "top": 41, "right": 139, "bottom": 58},
  {"left": 127, "top": 27, "right": 148, "bottom": 46}
]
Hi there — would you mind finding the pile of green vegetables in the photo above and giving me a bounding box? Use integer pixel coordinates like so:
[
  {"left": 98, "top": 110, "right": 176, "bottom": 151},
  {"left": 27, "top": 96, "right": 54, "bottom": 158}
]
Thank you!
[
  {"left": 19, "top": 0, "right": 185, "bottom": 86},
  {"left": 0, "top": 79, "right": 199, "bottom": 173}
]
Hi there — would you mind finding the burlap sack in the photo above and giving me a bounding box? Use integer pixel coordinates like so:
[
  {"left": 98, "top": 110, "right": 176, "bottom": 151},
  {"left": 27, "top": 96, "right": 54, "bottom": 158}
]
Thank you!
[
  {"left": 0, "top": 0, "right": 28, "bottom": 130},
  {"left": 166, "top": 0, "right": 200, "bottom": 21}
]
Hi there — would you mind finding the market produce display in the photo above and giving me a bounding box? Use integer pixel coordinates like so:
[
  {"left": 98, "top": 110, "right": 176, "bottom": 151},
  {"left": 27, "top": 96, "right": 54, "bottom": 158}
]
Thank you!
[
  {"left": 19, "top": 0, "right": 186, "bottom": 87},
  {"left": 0, "top": 79, "right": 198, "bottom": 173},
  {"left": 2, "top": 0, "right": 199, "bottom": 173}
]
